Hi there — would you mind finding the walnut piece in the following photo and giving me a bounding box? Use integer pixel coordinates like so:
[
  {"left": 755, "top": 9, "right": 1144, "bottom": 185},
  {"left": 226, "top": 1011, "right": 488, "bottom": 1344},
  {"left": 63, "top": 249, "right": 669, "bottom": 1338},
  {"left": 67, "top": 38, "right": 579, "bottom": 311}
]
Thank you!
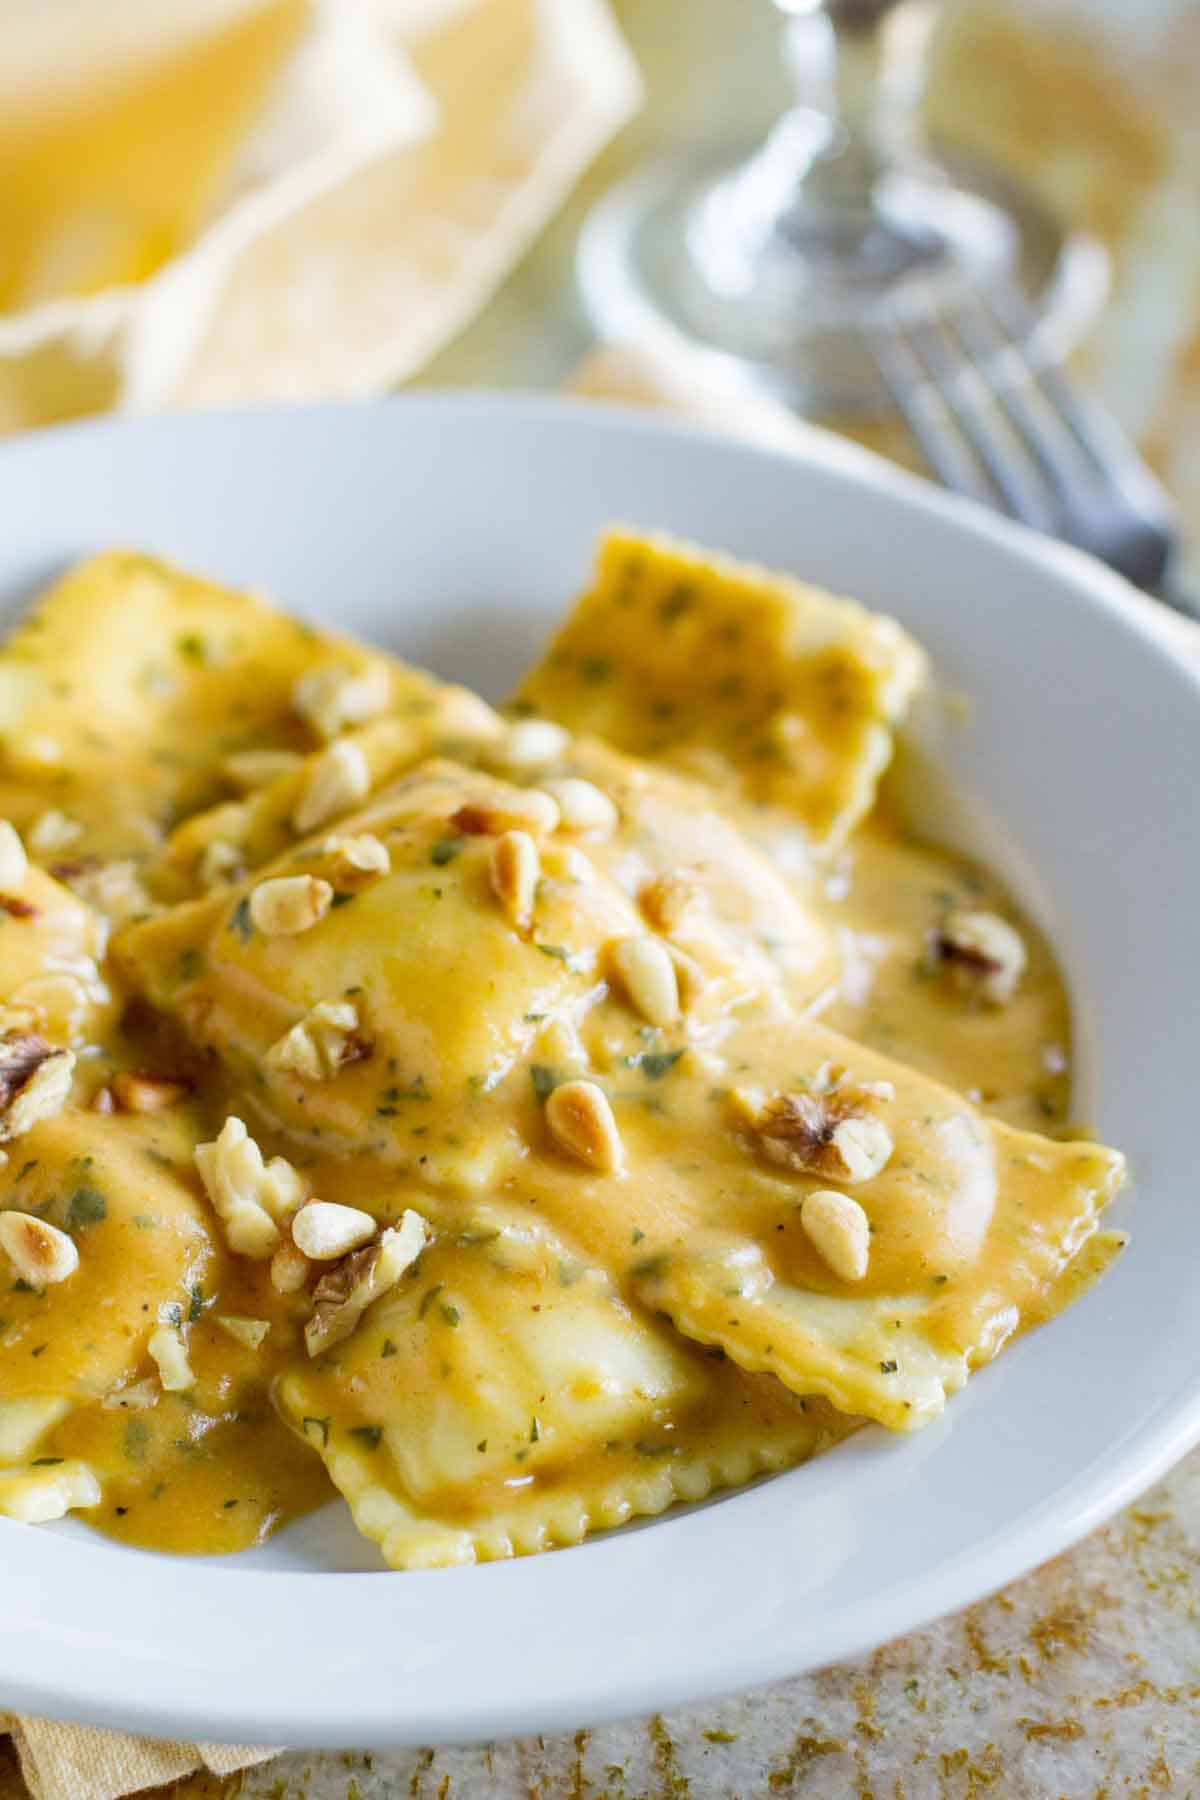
[
  {"left": 266, "top": 1000, "right": 371, "bottom": 1081},
  {"left": 0, "top": 1032, "right": 74, "bottom": 1141},
  {"left": 932, "top": 908, "right": 1026, "bottom": 1006},
  {"left": 736, "top": 1085, "right": 893, "bottom": 1183},
  {"left": 248, "top": 874, "right": 333, "bottom": 936},
  {"left": 194, "top": 1117, "right": 306, "bottom": 1258},
  {"left": 305, "top": 1209, "right": 428, "bottom": 1357},
  {"left": 112, "top": 1071, "right": 191, "bottom": 1114},
  {"left": 293, "top": 739, "right": 371, "bottom": 834}
]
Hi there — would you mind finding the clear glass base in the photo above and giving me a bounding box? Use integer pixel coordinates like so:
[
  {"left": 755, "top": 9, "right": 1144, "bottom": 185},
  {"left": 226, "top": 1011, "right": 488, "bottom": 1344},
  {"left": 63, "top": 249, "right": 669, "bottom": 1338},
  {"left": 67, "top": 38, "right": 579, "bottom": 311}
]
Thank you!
[{"left": 578, "top": 134, "right": 1109, "bottom": 417}]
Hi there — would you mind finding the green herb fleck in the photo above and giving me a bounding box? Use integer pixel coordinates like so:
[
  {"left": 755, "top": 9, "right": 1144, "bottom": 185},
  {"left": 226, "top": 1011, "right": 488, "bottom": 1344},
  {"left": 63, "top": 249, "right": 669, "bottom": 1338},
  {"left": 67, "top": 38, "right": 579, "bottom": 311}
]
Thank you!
[
  {"left": 439, "top": 1303, "right": 462, "bottom": 1328},
  {"left": 187, "top": 1283, "right": 205, "bottom": 1323},
  {"left": 530, "top": 1417, "right": 540, "bottom": 1444},
  {"left": 637, "top": 1050, "right": 683, "bottom": 1080},
  {"left": 66, "top": 1186, "right": 107, "bottom": 1229},
  {"left": 418, "top": 1284, "right": 444, "bottom": 1320},
  {"left": 229, "top": 895, "right": 254, "bottom": 943},
  {"left": 430, "top": 838, "right": 464, "bottom": 866},
  {"left": 31, "top": 1456, "right": 64, "bottom": 1467},
  {"left": 476, "top": 1439, "right": 488, "bottom": 1453},
  {"left": 579, "top": 656, "right": 611, "bottom": 684},
  {"left": 123, "top": 1417, "right": 151, "bottom": 1462},
  {"left": 176, "top": 632, "right": 208, "bottom": 664},
  {"left": 879, "top": 1359, "right": 898, "bottom": 1374},
  {"left": 530, "top": 1064, "right": 558, "bottom": 1101},
  {"left": 703, "top": 1730, "right": 738, "bottom": 1745},
  {"left": 631, "top": 1227, "right": 645, "bottom": 1245},
  {"left": 177, "top": 946, "right": 205, "bottom": 982},
  {"left": 535, "top": 943, "right": 571, "bottom": 963},
  {"left": 380, "top": 1338, "right": 398, "bottom": 1359},
  {"left": 349, "top": 1425, "right": 383, "bottom": 1450}
]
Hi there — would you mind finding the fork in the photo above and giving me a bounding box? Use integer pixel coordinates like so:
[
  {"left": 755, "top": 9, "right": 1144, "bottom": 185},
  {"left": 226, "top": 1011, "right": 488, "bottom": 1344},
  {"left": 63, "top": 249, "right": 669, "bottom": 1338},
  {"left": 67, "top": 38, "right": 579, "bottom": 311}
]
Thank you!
[{"left": 865, "top": 282, "right": 1198, "bottom": 618}]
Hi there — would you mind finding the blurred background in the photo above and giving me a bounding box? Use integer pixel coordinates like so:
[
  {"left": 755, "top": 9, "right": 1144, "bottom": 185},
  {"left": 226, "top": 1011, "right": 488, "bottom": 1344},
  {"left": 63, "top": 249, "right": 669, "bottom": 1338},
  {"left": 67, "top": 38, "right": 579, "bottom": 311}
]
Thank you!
[{"left": 0, "top": 0, "right": 1197, "bottom": 558}]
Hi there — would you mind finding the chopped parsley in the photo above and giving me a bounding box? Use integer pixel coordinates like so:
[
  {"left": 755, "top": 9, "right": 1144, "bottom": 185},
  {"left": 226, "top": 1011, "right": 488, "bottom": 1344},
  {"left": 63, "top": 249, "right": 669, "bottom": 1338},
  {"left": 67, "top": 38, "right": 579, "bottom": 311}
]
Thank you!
[
  {"left": 66, "top": 1186, "right": 107, "bottom": 1229},
  {"left": 430, "top": 838, "right": 464, "bottom": 866},
  {"left": 418, "top": 1284, "right": 444, "bottom": 1320},
  {"left": 229, "top": 895, "right": 254, "bottom": 943},
  {"left": 439, "top": 1303, "right": 462, "bottom": 1328},
  {"left": 530, "top": 1064, "right": 558, "bottom": 1101},
  {"left": 879, "top": 1360, "right": 898, "bottom": 1374},
  {"left": 380, "top": 1338, "right": 398, "bottom": 1359},
  {"left": 631, "top": 1049, "right": 684, "bottom": 1080},
  {"left": 349, "top": 1425, "right": 383, "bottom": 1450}
]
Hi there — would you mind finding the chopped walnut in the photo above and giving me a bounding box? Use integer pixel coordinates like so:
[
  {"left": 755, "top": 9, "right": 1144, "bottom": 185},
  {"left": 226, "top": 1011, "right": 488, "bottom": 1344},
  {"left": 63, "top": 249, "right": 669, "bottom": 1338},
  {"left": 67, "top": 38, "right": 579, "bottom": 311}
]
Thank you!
[
  {"left": 292, "top": 663, "right": 390, "bottom": 742},
  {"left": 932, "top": 908, "right": 1027, "bottom": 1005},
  {"left": 111, "top": 1071, "right": 192, "bottom": 1114},
  {"left": 194, "top": 1117, "right": 306, "bottom": 1258},
  {"left": 214, "top": 1314, "right": 271, "bottom": 1350},
  {"left": 101, "top": 1378, "right": 160, "bottom": 1412},
  {"left": 0, "top": 1033, "right": 74, "bottom": 1141},
  {"left": 0, "top": 1209, "right": 79, "bottom": 1287},
  {"left": 68, "top": 859, "right": 153, "bottom": 927},
  {"left": 735, "top": 1085, "right": 893, "bottom": 1183},
  {"left": 148, "top": 1323, "right": 194, "bottom": 1392},
  {"left": 292, "top": 1200, "right": 377, "bottom": 1260},
  {"left": 293, "top": 739, "right": 371, "bottom": 834},
  {"left": 266, "top": 1000, "right": 371, "bottom": 1081},
  {"left": 248, "top": 874, "right": 333, "bottom": 936},
  {"left": 270, "top": 1238, "right": 311, "bottom": 1295},
  {"left": 305, "top": 1209, "right": 428, "bottom": 1356},
  {"left": 9, "top": 973, "right": 93, "bottom": 1048},
  {"left": 321, "top": 832, "right": 390, "bottom": 887}
]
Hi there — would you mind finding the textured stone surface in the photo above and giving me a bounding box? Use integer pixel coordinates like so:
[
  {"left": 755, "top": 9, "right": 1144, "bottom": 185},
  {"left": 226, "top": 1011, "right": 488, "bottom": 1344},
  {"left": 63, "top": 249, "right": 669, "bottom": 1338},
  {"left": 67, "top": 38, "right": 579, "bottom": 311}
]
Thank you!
[{"left": 156, "top": 1448, "right": 1200, "bottom": 1799}]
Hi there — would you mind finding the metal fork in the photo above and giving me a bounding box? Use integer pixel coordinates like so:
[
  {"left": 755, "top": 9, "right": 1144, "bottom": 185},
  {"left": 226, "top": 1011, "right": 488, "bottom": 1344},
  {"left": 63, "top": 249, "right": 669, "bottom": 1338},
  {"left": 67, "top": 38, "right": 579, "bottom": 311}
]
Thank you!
[{"left": 865, "top": 282, "right": 1198, "bottom": 617}]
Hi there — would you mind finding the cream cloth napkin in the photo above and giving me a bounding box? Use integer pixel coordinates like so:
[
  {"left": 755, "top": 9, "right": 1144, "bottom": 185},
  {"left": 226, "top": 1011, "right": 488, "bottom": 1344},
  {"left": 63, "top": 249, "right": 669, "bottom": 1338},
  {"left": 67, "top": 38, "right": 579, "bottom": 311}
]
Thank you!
[{"left": 0, "top": 0, "right": 640, "bottom": 428}]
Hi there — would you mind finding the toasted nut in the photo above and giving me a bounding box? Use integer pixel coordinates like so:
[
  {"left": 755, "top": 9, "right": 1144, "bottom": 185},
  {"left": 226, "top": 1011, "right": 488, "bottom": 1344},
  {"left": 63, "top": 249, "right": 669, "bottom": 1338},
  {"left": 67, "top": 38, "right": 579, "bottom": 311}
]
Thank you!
[
  {"left": 101, "top": 1378, "right": 160, "bottom": 1411},
  {"left": 10, "top": 974, "right": 92, "bottom": 1048},
  {"left": 452, "top": 789, "right": 560, "bottom": 839},
  {"left": 639, "top": 871, "right": 701, "bottom": 933},
  {"left": 0, "top": 823, "right": 28, "bottom": 890},
  {"left": 194, "top": 1117, "right": 306, "bottom": 1258},
  {"left": 542, "top": 777, "right": 618, "bottom": 837},
  {"left": 544, "top": 1078, "right": 624, "bottom": 1175},
  {"left": 270, "top": 1238, "right": 311, "bottom": 1294},
  {"left": 69, "top": 860, "right": 153, "bottom": 927},
  {"left": 214, "top": 1314, "right": 271, "bottom": 1350},
  {"left": 293, "top": 663, "right": 391, "bottom": 742},
  {"left": 267, "top": 1000, "right": 370, "bottom": 1081},
  {"left": 0, "top": 1035, "right": 74, "bottom": 1141},
  {"left": 148, "top": 1324, "right": 194, "bottom": 1392},
  {"left": 293, "top": 739, "right": 371, "bottom": 834},
  {"left": 489, "top": 830, "right": 540, "bottom": 929},
  {"left": 305, "top": 1209, "right": 429, "bottom": 1356},
  {"left": 0, "top": 1211, "right": 78, "bottom": 1287},
  {"left": 495, "top": 718, "right": 570, "bottom": 775},
  {"left": 322, "top": 832, "right": 390, "bottom": 886},
  {"left": 198, "top": 838, "right": 245, "bottom": 890},
  {"left": 28, "top": 810, "right": 83, "bottom": 855},
  {"left": 829, "top": 1114, "right": 894, "bottom": 1182},
  {"left": 292, "top": 1200, "right": 377, "bottom": 1261},
  {"left": 112, "top": 1071, "right": 191, "bottom": 1114},
  {"left": 609, "top": 935, "right": 679, "bottom": 1027},
  {"left": 248, "top": 874, "right": 333, "bottom": 936},
  {"left": 0, "top": 1461, "right": 100, "bottom": 1523},
  {"left": 737, "top": 1087, "right": 894, "bottom": 1184},
  {"left": 934, "top": 909, "right": 1026, "bottom": 1005},
  {"left": 801, "top": 1188, "right": 871, "bottom": 1282},
  {"left": 221, "top": 748, "right": 304, "bottom": 793},
  {"left": 0, "top": 1396, "right": 69, "bottom": 1459}
]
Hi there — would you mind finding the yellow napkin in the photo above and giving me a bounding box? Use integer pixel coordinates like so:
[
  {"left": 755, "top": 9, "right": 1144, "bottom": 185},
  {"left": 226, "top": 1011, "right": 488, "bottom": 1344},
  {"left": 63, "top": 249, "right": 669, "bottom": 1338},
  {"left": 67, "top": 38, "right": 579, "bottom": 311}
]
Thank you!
[{"left": 0, "top": 0, "right": 640, "bottom": 428}]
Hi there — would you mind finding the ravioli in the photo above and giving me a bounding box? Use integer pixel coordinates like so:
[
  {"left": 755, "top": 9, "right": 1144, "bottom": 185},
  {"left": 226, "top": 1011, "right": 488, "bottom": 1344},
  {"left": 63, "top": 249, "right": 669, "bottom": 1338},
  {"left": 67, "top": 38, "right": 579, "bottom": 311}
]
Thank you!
[
  {"left": 0, "top": 551, "right": 464, "bottom": 862},
  {"left": 511, "top": 529, "right": 927, "bottom": 850},
  {"left": 114, "top": 756, "right": 839, "bottom": 1177},
  {"left": 277, "top": 1211, "right": 848, "bottom": 1568}
]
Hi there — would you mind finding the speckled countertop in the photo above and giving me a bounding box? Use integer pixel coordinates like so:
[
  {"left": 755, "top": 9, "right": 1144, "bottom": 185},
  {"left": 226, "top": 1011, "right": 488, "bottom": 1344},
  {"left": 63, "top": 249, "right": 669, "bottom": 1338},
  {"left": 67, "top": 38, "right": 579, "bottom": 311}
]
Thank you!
[{"left": 152, "top": 1448, "right": 1200, "bottom": 1798}]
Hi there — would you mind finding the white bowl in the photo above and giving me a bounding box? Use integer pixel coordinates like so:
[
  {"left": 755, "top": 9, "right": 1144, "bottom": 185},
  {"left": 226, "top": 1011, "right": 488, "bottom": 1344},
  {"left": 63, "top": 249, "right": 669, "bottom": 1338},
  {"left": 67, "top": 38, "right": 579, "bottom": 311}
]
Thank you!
[{"left": 0, "top": 395, "right": 1197, "bottom": 1748}]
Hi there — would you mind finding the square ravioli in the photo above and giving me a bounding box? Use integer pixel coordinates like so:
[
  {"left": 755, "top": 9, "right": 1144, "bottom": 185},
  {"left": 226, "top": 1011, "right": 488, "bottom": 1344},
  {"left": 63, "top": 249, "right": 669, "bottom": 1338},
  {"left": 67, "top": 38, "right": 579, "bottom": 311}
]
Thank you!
[
  {"left": 114, "top": 755, "right": 839, "bottom": 1182},
  {"left": 277, "top": 1210, "right": 849, "bottom": 1568},
  {"left": 0, "top": 550, "right": 494, "bottom": 864},
  {"left": 511, "top": 529, "right": 927, "bottom": 850},
  {"left": 504, "top": 1002, "right": 1125, "bottom": 1431}
]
